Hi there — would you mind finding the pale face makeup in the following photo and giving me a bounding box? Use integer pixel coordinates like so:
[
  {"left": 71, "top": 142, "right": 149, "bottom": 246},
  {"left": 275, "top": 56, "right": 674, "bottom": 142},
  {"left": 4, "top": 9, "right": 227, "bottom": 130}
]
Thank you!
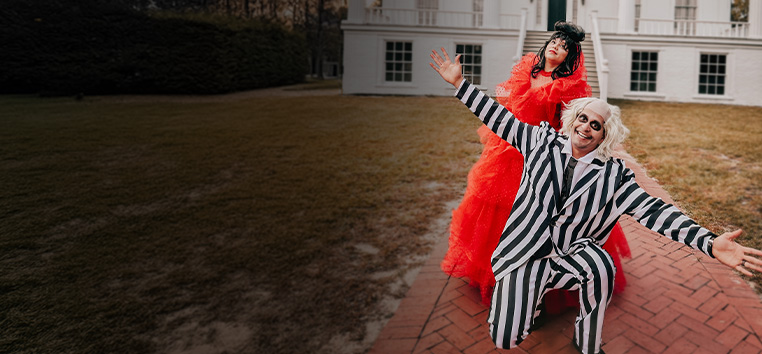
[
  {"left": 544, "top": 38, "right": 569, "bottom": 70},
  {"left": 570, "top": 100, "right": 609, "bottom": 158}
]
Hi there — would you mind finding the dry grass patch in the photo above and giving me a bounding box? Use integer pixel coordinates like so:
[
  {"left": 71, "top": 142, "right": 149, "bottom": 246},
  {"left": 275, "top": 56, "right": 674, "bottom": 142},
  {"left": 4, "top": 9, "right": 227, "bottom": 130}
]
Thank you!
[
  {"left": 6, "top": 87, "right": 757, "bottom": 354},
  {"left": 615, "top": 99, "right": 762, "bottom": 285},
  {"left": 0, "top": 91, "right": 482, "bottom": 353}
]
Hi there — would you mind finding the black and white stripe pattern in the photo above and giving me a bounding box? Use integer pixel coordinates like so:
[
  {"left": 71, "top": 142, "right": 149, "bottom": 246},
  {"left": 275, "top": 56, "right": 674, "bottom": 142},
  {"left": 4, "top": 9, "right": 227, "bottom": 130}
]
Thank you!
[
  {"left": 488, "top": 243, "right": 615, "bottom": 353},
  {"left": 454, "top": 80, "right": 717, "bottom": 352},
  {"left": 454, "top": 80, "right": 716, "bottom": 282}
]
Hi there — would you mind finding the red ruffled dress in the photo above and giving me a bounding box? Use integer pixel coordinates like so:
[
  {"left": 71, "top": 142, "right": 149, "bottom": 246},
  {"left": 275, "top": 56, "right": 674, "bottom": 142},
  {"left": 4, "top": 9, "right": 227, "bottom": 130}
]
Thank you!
[{"left": 442, "top": 53, "right": 631, "bottom": 311}]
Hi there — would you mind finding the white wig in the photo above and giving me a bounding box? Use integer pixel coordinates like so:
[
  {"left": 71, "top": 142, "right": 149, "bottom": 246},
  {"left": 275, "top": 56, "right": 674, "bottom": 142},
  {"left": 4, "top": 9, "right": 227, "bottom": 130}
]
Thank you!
[{"left": 559, "top": 97, "right": 629, "bottom": 160}]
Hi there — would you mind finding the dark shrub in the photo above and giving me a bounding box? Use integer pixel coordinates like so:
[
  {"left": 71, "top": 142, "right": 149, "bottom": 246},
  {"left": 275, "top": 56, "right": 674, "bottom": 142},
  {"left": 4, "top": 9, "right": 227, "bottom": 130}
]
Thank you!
[{"left": 0, "top": 0, "right": 308, "bottom": 95}]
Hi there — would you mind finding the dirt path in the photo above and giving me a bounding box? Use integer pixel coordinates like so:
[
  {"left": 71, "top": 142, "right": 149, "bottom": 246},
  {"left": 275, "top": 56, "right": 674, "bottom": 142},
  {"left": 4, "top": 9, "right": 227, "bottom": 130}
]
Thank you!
[{"left": 320, "top": 199, "right": 461, "bottom": 354}]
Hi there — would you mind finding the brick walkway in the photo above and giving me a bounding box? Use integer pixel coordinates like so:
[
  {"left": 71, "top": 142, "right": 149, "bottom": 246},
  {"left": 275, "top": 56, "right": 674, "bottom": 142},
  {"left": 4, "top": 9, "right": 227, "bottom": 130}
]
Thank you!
[{"left": 371, "top": 150, "right": 762, "bottom": 354}]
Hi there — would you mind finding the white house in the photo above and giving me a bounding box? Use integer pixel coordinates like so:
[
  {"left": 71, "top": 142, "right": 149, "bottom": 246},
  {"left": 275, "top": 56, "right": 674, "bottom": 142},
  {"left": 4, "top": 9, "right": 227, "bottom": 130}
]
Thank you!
[{"left": 342, "top": 0, "right": 762, "bottom": 107}]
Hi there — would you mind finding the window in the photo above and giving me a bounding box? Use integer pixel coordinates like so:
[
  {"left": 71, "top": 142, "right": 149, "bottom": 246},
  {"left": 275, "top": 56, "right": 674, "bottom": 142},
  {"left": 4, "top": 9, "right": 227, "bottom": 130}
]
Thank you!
[
  {"left": 416, "top": 0, "right": 438, "bottom": 25},
  {"left": 385, "top": 41, "right": 412, "bottom": 82},
  {"left": 635, "top": 0, "right": 641, "bottom": 31},
  {"left": 699, "top": 54, "right": 726, "bottom": 95},
  {"left": 675, "top": 0, "right": 697, "bottom": 34},
  {"left": 473, "top": 0, "right": 483, "bottom": 27},
  {"left": 731, "top": 0, "right": 749, "bottom": 22},
  {"left": 675, "top": 0, "right": 697, "bottom": 20},
  {"left": 630, "top": 51, "right": 658, "bottom": 92},
  {"left": 456, "top": 44, "right": 482, "bottom": 85}
]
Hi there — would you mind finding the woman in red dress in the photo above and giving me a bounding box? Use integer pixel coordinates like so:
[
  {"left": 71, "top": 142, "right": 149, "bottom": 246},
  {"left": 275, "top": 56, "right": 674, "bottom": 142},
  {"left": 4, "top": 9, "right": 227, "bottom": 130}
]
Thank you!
[{"left": 442, "top": 22, "right": 630, "bottom": 312}]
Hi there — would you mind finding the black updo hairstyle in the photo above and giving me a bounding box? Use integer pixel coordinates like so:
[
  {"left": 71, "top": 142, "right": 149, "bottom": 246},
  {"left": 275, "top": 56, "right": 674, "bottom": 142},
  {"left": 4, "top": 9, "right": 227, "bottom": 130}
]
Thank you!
[{"left": 531, "top": 21, "right": 586, "bottom": 80}]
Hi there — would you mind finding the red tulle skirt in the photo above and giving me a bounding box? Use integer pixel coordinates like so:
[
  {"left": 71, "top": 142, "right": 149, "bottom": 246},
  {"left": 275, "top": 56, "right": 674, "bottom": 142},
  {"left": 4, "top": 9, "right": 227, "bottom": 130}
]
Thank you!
[{"left": 442, "top": 126, "right": 631, "bottom": 309}]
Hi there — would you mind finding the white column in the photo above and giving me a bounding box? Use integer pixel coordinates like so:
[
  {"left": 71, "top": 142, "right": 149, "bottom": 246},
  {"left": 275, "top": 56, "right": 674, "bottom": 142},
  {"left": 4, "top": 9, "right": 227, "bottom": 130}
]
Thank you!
[
  {"left": 617, "top": 0, "right": 635, "bottom": 33},
  {"left": 750, "top": 0, "right": 762, "bottom": 38},
  {"left": 346, "top": 0, "right": 366, "bottom": 24},
  {"left": 483, "top": 0, "right": 501, "bottom": 28}
]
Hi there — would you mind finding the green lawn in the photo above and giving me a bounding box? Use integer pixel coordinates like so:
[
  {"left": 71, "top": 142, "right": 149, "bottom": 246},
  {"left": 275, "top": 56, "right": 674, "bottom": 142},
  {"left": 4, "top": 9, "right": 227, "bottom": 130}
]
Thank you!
[{"left": 1, "top": 89, "right": 760, "bottom": 353}]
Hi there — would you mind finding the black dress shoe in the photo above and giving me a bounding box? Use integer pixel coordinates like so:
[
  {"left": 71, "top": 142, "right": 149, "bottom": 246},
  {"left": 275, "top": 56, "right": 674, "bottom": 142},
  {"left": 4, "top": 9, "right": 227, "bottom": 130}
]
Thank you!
[{"left": 572, "top": 339, "right": 605, "bottom": 354}]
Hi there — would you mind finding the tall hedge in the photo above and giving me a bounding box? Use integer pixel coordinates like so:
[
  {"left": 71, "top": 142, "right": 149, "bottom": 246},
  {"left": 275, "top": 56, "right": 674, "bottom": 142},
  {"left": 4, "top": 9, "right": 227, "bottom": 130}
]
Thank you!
[{"left": 0, "top": 0, "right": 308, "bottom": 95}]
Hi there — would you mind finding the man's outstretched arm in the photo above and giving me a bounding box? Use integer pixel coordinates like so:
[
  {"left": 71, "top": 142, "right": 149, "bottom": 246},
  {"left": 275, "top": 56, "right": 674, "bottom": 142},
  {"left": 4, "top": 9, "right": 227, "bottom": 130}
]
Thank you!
[
  {"left": 616, "top": 168, "right": 762, "bottom": 276},
  {"left": 429, "top": 48, "right": 544, "bottom": 157},
  {"left": 713, "top": 230, "right": 762, "bottom": 276}
]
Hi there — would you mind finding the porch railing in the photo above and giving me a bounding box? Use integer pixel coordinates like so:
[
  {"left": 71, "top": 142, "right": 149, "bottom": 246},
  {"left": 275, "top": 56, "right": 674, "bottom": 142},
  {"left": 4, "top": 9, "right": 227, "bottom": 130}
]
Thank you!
[
  {"left": 365, "top": 8, "right": 521, "bottom": 30},
  {"left": 598, "top": 17, "right": 750, "bottom": 38},
  {"left": 638, "top": 19, "right": 749, "bottom": 38},
  {"left": 363, "top": 8, "right": 751, "bottom": 38}
]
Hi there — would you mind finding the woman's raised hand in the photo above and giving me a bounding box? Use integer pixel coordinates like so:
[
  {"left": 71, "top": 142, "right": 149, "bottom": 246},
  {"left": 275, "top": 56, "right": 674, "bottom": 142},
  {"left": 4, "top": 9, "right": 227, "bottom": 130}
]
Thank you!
[{"left": 429, "top": 47, "right": 464, "bottom": 88}]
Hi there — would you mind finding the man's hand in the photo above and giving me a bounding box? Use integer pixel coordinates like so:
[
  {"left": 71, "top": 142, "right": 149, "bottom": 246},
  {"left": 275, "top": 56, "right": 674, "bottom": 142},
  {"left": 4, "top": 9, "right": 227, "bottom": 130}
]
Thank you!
[
  {"left": 712, "top": 229, "right": 762, "bottom": 276},
  {"left": 429, "top": 47, "right": 464, "bottom": 88}
]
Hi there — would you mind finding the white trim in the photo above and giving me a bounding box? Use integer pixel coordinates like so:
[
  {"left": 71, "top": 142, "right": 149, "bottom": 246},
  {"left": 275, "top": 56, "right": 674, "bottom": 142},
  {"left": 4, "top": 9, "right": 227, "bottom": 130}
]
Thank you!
[
  {"left": 691, "top": 94, "right": 734, "bottom": 101},
  {"left": 623, "top": 92, "right": 667, "bottom": 99},
  {"left": 628, "top": 47, "right": 664, "bottom": 52}
]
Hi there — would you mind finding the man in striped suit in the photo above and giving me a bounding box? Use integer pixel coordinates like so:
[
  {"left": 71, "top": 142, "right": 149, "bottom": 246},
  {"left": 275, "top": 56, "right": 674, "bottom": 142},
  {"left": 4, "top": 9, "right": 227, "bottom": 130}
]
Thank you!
[{"left": 430, "top": 48, "right": 762, "bottom": 354}]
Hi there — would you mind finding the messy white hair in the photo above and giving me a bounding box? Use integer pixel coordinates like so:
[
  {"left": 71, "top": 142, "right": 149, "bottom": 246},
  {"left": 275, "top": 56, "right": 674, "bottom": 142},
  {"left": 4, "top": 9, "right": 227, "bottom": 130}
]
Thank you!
[{"left": 560, "top": 97, "right": 629, "bottom": 160}]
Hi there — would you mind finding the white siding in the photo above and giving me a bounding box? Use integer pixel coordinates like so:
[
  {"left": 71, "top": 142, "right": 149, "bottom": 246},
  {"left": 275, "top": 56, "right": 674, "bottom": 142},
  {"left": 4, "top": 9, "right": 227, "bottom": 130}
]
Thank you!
[
  {"left": 604, "top": 39, "right": 762, "bottom": 106},
  {"left": 442, "top": 1, "right": 471, "bottom": 13},
  {"left": 343, "top": 31, "right": 381, "bottom": 95},
  {"left": 640, "top": 0, "right": 673, "bottom": 21},
  {"left": 342, "top": 0, "right": 762, "bottom": 106},
  {"left": 729, "top": 48, "right": 762, "bottom": 104},
  {"left": 343, "top": 26, "right": 517, "bottom": 95},
  {"left": 384, "top": 0, "right": 415, "bottom": 10},
  {"left": 697, "top": 0, "right": 731, "bottom": 22}
]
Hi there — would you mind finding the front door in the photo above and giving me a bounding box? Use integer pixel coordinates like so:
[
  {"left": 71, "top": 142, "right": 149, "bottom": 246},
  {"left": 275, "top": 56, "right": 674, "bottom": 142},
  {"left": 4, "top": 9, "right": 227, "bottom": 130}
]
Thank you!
[{"left": 547, "top": 0, "right": 567, "bottom": 31}]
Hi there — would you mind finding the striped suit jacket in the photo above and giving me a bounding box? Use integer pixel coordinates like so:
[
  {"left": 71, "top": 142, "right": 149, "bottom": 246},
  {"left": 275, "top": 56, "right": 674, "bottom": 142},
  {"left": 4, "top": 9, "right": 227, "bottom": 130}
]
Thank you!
[{"left": 454, "top": 81, "right": 716, "bottom": 282}]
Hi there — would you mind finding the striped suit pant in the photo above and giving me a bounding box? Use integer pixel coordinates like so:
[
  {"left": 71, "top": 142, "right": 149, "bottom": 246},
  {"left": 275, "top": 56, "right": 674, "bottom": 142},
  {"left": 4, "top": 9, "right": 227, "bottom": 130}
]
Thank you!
[{"left": 488, "top": 242, "right": 615, "bottom": 354}]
